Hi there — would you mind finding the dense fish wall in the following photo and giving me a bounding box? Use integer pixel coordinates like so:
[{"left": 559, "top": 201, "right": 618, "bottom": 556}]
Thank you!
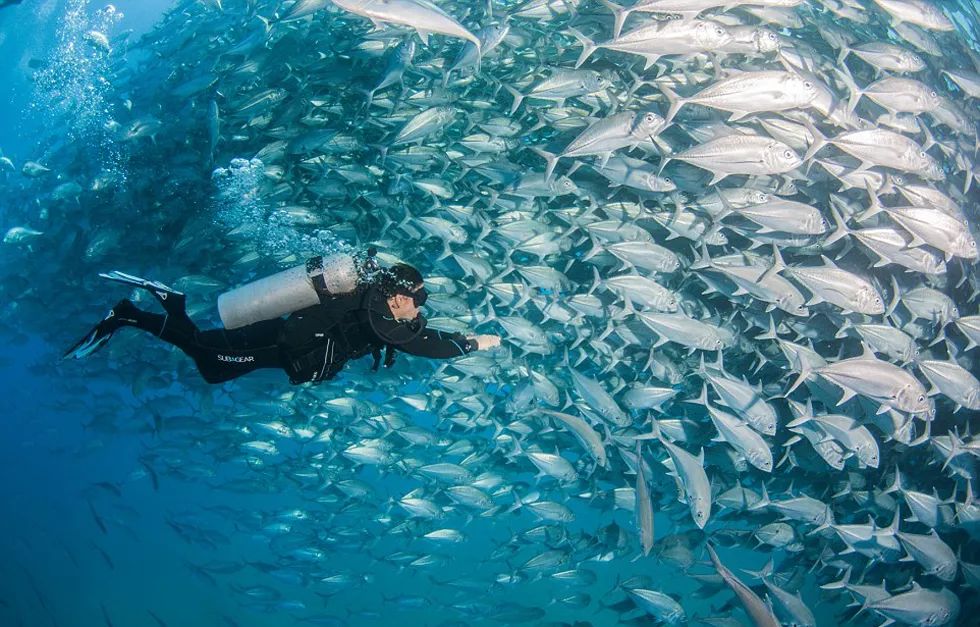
[{"left": 0, "top": 0, "right": 979, "bottom": 626}]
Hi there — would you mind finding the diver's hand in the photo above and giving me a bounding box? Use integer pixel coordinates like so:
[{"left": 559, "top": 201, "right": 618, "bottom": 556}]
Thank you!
[{"left": 469, "top": 334, "right": 501, "bottom": 350}]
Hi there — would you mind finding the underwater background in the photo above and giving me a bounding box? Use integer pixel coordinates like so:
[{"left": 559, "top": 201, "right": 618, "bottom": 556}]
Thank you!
[{"left": 1, "top": 1, "right": 979, "bottom": 626}]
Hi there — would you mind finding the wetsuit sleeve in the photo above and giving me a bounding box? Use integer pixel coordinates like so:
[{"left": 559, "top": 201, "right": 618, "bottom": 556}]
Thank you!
[
  {"left": 363, "top": 294, "right": 476, "bottom": 359},
  {"left": 395, "top": 327, "right": 476, "bottom": 359}
]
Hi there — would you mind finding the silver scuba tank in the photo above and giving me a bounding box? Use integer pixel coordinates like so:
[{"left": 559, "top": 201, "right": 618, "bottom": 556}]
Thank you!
[{"left": 217, "top": 250, "right": 378, "bottom": 329}]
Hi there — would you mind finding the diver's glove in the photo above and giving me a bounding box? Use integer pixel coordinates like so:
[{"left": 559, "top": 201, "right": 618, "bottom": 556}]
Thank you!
[{"left": 468, "top": 334, "right": 501, "bottom": 350}]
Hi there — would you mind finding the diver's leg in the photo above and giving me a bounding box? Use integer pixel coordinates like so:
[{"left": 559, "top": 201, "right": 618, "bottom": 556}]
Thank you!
[
  {"left": 155, "top": 317, "right": 287, "bottom": 384},
  {"left": 114, "top": 304, "right": 287, "bottom": 384},
  {"left": 64, "top": 299, "right": 286, "bottom": 385},
  {"left": 64, "top": 300, "right": 285, "bottom": 383},
  {"left": 63, "top": 298, "right": 190, "bottom": 360}
]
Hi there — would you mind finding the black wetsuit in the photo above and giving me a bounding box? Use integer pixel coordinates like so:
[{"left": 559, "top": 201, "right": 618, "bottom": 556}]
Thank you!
[{"left": 115, "top": 285, "right": 476, "bottom": 384}]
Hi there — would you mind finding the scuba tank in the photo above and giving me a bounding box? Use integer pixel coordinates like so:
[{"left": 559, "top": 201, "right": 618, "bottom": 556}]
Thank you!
[{"left": 217, "top": 248, "right": 379, "bottom": 329}]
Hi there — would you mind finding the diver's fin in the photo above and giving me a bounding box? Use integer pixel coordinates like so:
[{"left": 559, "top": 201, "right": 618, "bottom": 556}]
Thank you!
[
  {"left": 99, "top": 270, "right": 185, "bottom": 313},
  {"left": 99, "top": 270, "right": 181, "bottom": 295},
  {"left": 62, "top": 301, "right": 131, "bottom": 360}
]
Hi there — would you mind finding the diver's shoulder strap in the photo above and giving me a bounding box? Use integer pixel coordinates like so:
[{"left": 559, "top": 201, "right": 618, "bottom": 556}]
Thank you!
[{"left": 307, "top": 256, "right": 333, "bottom": 305}]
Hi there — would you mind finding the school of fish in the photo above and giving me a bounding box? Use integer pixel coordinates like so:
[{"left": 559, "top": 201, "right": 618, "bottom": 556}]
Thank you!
[{"left": 1, "top": 0, "right": 979, "bottom": 625}]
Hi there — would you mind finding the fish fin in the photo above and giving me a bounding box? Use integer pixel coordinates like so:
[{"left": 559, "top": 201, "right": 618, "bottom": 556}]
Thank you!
[
  {"left": 759, "top": 244, "right": 785, "bottom": 283},
  {"left": 857, "top": 180, "right": 887, "bottom": 221},
  {"left": 821, "top": 565, "right": 852, "bottom": 590},
  {"left": 598, "top": 0, "right": 631, "bottom": 39},
  {"left": 835, "top": 385, "right": 857, "bottom": 406},
  {"left": 568, "top": 28, "right": 597, "bottom": 68},
  {"left": 785, "top": 358, "right": 811, "bottom": 397},
  {"left": 824, "top": 203, "right": 851, "bottom": 246},
  {"left": 707, "top": 170, "right": 728, "bottom": 186},
  {"left": 503, "top": 85, "right": 524, "bottom": 116},
  {"left": 886, "top": 275, "right": 902, "bottom": 318},
  {"left": 748, "top": 483, "right": 771, "bottom": 511},
  {"left": 690, "top": 240, "right": 713, "bottom": 271},
  {"left": 661, "top": 85, "right": 685, "bottom": 127},
  {"left": 755, "top": 315, "right": 779, "bottom": 341},
  {"left": 836, "top": 65, "right": 864, "bottom": 116},
  {"left": 802, "top": 118, "right": 827, "bottom": 162},
  {"left": 530, "top": 146, "right": 559, "bottom": 182},
  {"left": 685, "top": 381, "right": 711, "bottom": 408},
  {"left": 642, "top": 54, "right": 661, "bottom": 71}
]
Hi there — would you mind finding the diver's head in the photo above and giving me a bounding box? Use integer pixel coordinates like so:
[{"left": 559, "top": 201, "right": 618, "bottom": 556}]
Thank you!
[{"left": 380, "top": 263, "right": 427, "bottom": 321}]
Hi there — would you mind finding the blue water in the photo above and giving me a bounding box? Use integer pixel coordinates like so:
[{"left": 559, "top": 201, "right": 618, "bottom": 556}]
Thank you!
[{"left": 1, "top": 1, "right": 978, "bottom": 626}]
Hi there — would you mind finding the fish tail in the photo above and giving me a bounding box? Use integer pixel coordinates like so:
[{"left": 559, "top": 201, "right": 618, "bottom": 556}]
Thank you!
[
  {"left": 820, "top": 565, "right": 852, "bottom": 590},
  {"left": 502, "top": 84, "right": 524, "bottom": 116},
  {"left": 883, "top": 465, "right": 903, "bottom": 495},
  {"left": 634, "top": 416, "right": 662, "bottom": 442},
  {"left": 824, "top": 203, "right": 851, "bottom": 246},
  {"left": 784, "top": 359, "right": 810, "bottom": 397},
  {"left": 747, "top": 482, "right": 770, "bottom": 511},
  {"left": 742, "top": 558, "right": 774, "bottom": 580},
  {"left": 801, "top": 118, "right": 827, "bottom": 162},
  {"left": 690, "top": 238, "right": 714, "bottom": 270},
  {"left": 685, "top": 380, "right": 710, "bottom": 408},
  {"left": 835, "top": 65, "right": 863, "bottom": 116},
  {"left": 567, "top": 27, "right": 597, "bottom": 68},
  {"left": 505, "top": 491, "right": 523, "bottom": 514},
  {"left": 758, "top": 243, "right": 785, "bottom": 285},
  {"left": 598, "top": 0, "right": 630, "bottom": 39},
  {"left": 530, "top": 146, "right": 559, "bottom": 182},
  {"left": 661, "top": 85, "right": 684, "bottom": 127},
  {"left": 885, "top": 274, "right": 902, "bottom": 319}
]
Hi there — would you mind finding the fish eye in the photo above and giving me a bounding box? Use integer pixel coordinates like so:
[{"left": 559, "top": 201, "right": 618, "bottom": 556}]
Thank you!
[
  {"left": 918, "top": 395, "right": 924, "bottom": 402},
  {"left": 716, "top": 28, "right": 724, "bottom": 35},
  {"left": 930, "top": 90, "right": 937, "bottom": 97},
  {"left": 664, "top": 177, "right": 672, "bottom": 183},
  {"left": 803, "top": 81, "right": 812, "bottom": 89},
  {"left": 784, "top": 150, "right": 793, "bottom": 159},
  {"left": 919, "top": 151, "right": 927, "bottom": 158}
]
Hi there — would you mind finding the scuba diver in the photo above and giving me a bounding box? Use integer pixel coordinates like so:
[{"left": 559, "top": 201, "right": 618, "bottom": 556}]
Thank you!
[{"left": 63, "top": 255, "right": 502, "bottom": 385}]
